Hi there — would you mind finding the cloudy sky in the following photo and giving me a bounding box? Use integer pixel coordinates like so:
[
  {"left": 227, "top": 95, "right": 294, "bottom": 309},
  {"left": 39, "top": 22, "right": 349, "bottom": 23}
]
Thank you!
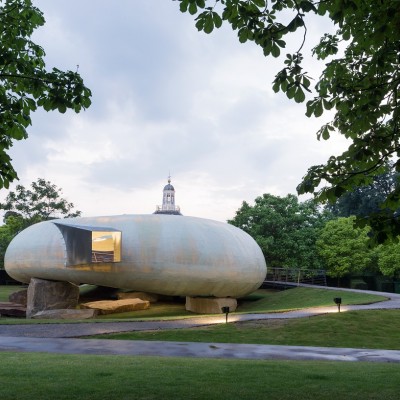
[{"left": 3, "top": 0, "right": 348, "bottom": 222}]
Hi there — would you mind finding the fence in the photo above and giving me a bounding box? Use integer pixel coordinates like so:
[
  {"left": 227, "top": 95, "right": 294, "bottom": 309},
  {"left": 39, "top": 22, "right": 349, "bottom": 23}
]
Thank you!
[{"left": 265, "top": 267, "right": 327, "bottom": 287}]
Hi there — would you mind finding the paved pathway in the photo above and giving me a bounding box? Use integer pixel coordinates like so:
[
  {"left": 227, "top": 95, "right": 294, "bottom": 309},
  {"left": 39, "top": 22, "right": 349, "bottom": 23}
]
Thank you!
[
  {"left": 1, "top": 336, "right": 400, "bottom": 363},
  {"left": 1, "top": 287, "right": 400, "bottom": 362}
]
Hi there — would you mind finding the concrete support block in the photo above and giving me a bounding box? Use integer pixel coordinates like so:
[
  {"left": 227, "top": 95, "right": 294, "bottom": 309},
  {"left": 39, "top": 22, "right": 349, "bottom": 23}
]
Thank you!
[{"left": 185, "top": 297, "right": 237, "bottom": 314}]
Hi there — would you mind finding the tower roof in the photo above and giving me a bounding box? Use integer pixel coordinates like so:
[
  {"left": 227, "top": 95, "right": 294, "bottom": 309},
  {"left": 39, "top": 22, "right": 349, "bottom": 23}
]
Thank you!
[
  {"left": 154, "top": 176, "right": 182, "bottom": 215},
  {"left": 163, "top": 176, "right": 174, "bottom": 191}
]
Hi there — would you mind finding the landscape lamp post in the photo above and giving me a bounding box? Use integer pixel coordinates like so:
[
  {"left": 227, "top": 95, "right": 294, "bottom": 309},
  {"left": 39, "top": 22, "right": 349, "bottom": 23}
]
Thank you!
[
  {"left": 221, "top": 306, "right": 230, "bottom": 323},
  {"left": 333, "top": 297, "right": 342, "bottom": 312}
]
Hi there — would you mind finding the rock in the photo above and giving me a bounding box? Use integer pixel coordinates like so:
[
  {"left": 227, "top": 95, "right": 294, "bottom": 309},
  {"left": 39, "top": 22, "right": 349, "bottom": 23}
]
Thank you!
[
  {"left": 185, "top": 297, "right": 238, "bottom": 314},
  {"left": 26, "top": 278, "right": 80, "bottom": 319},
  {"left": 32, "top": 309, "right": 98, "bottom": 319},
  {"left": 8, "top": 289, "right": 28, "bottom": 306},
  {"left": 117, "top": 291, "right": 159, "bottom": 303},
  {"left": 0, "top": 302, "right": 26, "bottom": 318},
  {"left": 81, "top": 299, "right": 150, "bottom": 315}
]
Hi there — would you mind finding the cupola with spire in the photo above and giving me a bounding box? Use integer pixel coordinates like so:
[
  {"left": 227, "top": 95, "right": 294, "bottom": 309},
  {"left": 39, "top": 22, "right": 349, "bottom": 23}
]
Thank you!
[{"left": 154, "top": 176, "right": 182, "bottom": 215}]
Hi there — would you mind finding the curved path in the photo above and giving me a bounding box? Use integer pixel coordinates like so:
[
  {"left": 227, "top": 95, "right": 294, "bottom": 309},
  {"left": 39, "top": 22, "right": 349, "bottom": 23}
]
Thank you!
[{"left": 1, "top": 286, "right": 400, "bottom": 362}]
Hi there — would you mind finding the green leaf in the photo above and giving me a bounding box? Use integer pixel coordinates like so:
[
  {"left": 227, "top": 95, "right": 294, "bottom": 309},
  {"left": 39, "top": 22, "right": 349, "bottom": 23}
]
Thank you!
[
  {"left": 314, "top": 101, "right": 323, "bottom": 117},
  {"left": 287, "top": 85, "right": 296, "bottom": 99},
  {"left": 188, "top": 2, "right": 198, "bottom": 15},
  {"left": 275, "top": 39, "right": 286, "bottom": 48},
  {"left": 294, "top": 87, "right": 305, "bottom": 103},
  {"left": 272, "top": 80, "right": 280, "bottom": 93},
  {"left": 286, "top": 15, "right": 304, "bottom": 32},
  {"left": 58, "top": 104, "right": 67, "bottom": 114},
  {"left": 204, "top": 15, "right": 214, "bottom": 33},
  {"left": 321, "top": 126, "right": 330, "bottom": 140},
  {"left": 179, "top": 0, "right": 189, "bottom": 12},
  {"left": 271, "top": 43, "right": 280, "bottom": 57},
  {"left": 9, "top": 124, "right": 27, "bottom": 140},
  {"left": 195, "top": 18, "right": 205, "bottom": 31},
  {"left": 323, "top": 99, "right": 333, "bottom": 110},
  {"left": 302, "top": 76, "right": 310, "bottom": 88},
  {"left": 252, "top": 0, "right": 266, "bottom": 7},
  {"left": 299, "top": 1, "right": 317, "bottom": 12},
  {"left": 239, "top": 28, "right": 249, "bottom": 43},
  {"left": 212, "top": 12, "right": 222, "bottom": 28}
]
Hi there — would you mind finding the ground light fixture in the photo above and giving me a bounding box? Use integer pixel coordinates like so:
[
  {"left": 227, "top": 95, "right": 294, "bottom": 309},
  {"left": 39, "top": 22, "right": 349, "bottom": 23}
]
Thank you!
[
  {"left": 333, "top": 297, "right": 342, "bottom": 312},
  {"left": 221, "top": 306, "right": 230, "bottom": 323}
]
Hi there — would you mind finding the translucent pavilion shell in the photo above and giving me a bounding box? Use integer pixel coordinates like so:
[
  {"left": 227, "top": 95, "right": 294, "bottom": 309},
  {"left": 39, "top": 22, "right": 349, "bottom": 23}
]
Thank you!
[{"left": 5, "top": 214, "right": 266, "bottom": 298}]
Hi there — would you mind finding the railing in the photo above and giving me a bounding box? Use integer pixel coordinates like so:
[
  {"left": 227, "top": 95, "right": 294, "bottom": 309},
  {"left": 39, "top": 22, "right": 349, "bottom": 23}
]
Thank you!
[
  {"left": 265, "top": 267, "right": 327, "bottom": 287},
  {"left": 155, "top": 205, "right": 181, "bottom": 212}
]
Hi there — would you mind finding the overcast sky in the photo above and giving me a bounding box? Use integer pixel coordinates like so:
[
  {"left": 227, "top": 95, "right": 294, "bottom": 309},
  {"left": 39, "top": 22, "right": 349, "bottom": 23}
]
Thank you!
[{"left": 2, "top": 0, "right": 348, "bottom": 222}]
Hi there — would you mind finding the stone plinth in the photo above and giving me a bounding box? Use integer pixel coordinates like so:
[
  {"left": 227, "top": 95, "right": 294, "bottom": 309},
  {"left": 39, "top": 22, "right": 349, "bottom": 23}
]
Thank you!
[
  {"left": 81, "top": 299, "right": 150, "bottom": 315},
  {"left": 26, "top": 278, "right": 79, "bottom": 319},
  {"left": 185, "top": 297, "right": 237, "bottom": 314},
  {"left": 117, "top": 292, "right": 159, "bottom": 303},
  {"left": 32, "top": 309, "right": 98, "bottom": 319},
  {"left": 0, "top": 302, "right": 26, "bottom": 318}
]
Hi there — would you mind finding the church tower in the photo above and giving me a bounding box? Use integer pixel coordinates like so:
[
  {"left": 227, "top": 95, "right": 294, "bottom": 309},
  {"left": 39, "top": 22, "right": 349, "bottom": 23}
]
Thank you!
[{"left": 154, "top": 176, "right": 182, "bottom": 215}]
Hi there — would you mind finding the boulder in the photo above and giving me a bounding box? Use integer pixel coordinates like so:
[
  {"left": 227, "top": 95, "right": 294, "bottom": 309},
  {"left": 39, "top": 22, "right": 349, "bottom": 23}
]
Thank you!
[
  {"left": 185, "top": 297, "right": 237, "bottom": 314},
  {"left": 32, "top": 309, "right": 98, "bottom": 319},
  {"left": 117, "top": 291, "right": 159, "bottom": 303},
  {"left": 8, "top": 288, "right": 28, "bottom": 306},
  {"left": 26, "top": 278, "right": 80, "bottom": 319},
  {"left": 0, "top": 302, "right": 26, "bottom": 318},
  {"left": 81, "top": 299, "right": 150, "bottom": 315}
]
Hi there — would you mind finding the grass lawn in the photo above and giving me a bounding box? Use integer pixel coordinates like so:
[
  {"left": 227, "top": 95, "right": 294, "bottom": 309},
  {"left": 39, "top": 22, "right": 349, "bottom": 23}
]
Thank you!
[
  {"left": 0, "top": 285, "right": 27, "bottom": 302},
  {"left": 236, "top": 286, "right": 387, "bottom": 313},
  {"left": 1, "top": 352, "right": 400, "bottom": 400},
  {"left": 91, "top": 309, "right": 400, "bottom": 350},
  {"left": 0, "top": 285, "right": 389, "bottom": 324},
  {"left": 83, "top": 286, "right": 388, "bottom": 321},
  {"left": 1, "top": 285, "right": 399, "bottom": 399}
]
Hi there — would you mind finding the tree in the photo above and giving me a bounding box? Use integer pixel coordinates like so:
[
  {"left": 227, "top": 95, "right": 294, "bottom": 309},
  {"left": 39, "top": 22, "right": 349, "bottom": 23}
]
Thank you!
[
  {"left": 176, "top": 0, "right": 400, "bottom": 242},
  {"left": 0, "top": 0, "right": 91, "bottom": 188},
  {"left": 0, "top": 178, "right": 81, "bottom": 221},
  {"left": 326, "top": 163, "right": 400, "bottom": 218},
  {"left": 228, "top": 193, "right": 327, "bottom": 269},
  {"left": 316, "top": 216, "right": 373, "bottom": 285},
  {"left": 0, "top": 214, "right": 27, "bottom": 268},
  {"left": 0, "top": 178, "right": 81, "bottom": 268},
  {"left": 376, "top": 243, "right": 400, "bottom": 279}
]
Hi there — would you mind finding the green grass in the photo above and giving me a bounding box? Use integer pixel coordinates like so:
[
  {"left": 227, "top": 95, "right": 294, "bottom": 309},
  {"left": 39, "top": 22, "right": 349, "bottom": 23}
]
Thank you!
[
  {"left": 1, "top": 352, "right": 400, "bottom": 400},
  {"left": 237, "top": 287, "right": 387, "bottom": 313},
  {"left": 0, "top": 285, "right": 26, "bottom": 302},
  {"left": 0, "top": 285, "right": 389, "bottom": 324},
  {"left": 99, "top": 287, "right": 386, "bottom": 319},
  {"left": 91, "top": 309, "right": 400, "bottom": 350},
  {"left": 96, "top": 301, "right": 193, "bottom": 319},
  {"left": 1, "top": 285, "right": 399, "bottom": 399}
]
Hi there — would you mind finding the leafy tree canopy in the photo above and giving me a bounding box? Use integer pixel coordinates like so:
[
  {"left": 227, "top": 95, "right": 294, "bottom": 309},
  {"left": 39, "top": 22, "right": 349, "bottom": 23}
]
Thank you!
[
  {"left": 0, "top": 0, "right": 91, "bottom": 188},
  {"left": 0, "top": 214, "right": 28, "bottom": 268},
  {"left": 316, "top": 216, "right": 373, "bottom": 283},
  {"left": 228, "top": 193, "right": 328, "bottom": 269},
  {"left": 0, "top": 178, "right": 81, "bottom": 268},
  {"left": 0, "top": 178, "right": 81, "bottom": 222},
  {"left": 176, "top": 0, "right": 400, "bottom": 243},
  {"left": 377, "top": 242, "right": 400, "bottom": 279},
  {"left": 326, "top": 162, "right": 400, "bottom": 218}
]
